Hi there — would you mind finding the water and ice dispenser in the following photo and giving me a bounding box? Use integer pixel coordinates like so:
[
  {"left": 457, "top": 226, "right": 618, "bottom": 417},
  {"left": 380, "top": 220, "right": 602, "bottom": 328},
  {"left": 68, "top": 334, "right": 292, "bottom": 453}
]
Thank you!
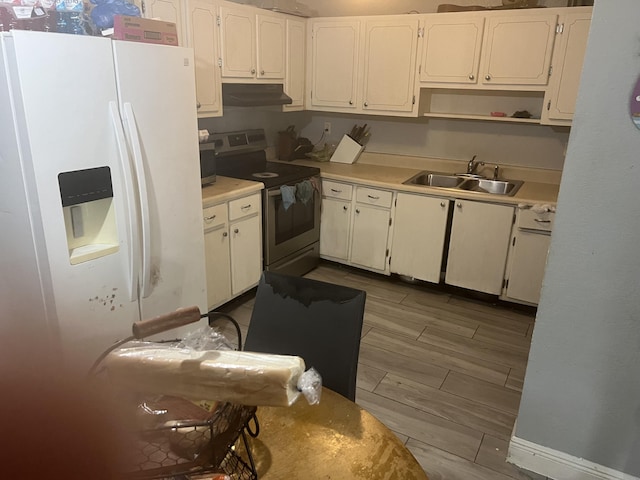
[{"left": 58, "top": 167, "right": 119, "bottom": 265}]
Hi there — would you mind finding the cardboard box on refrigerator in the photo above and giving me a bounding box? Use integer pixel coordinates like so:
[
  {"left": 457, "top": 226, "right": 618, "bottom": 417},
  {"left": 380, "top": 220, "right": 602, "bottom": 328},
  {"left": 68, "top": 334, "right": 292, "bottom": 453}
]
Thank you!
[{"left": 112, "top": 15, "right": 179, "bottom": 46}]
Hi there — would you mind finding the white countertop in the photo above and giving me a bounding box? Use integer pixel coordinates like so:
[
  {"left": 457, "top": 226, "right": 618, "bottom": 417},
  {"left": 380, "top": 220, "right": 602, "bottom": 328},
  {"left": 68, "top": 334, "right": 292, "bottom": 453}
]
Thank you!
[
  {"left": 201, "top": 162, "right": 559, "bottom": 207},
  {"left": 292, "top": 160, "right": 560, "bottom": 206},
  {"left": 201, "top": 176, "right": 264, "bottom": 206}
]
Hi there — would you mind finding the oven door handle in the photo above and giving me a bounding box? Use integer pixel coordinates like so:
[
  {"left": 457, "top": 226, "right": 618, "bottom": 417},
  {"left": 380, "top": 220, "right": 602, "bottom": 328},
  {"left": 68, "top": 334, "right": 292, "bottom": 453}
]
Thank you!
[{"left": 268, "top": 185, "right": 318, "bottom": 198}]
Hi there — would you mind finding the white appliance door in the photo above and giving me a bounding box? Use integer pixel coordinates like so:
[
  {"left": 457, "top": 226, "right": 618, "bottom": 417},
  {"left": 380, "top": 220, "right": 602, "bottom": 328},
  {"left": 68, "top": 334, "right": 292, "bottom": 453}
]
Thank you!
[
  {"left": 4, "top": 31, "right": 140, "bottom": 370},
  {"left": 112, "top": 41, "right": 208, "bottom": 335}
]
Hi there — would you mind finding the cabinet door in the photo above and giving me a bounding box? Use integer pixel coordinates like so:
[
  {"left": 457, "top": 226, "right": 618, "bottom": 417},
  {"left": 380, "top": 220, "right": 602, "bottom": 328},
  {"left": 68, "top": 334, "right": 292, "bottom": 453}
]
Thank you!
[
  {"left": 480, "top": 13, "right": 557, "bottom": 86},
  {"left": 504, "top": 230, "right": 551, "bottom": 305},
  {"left": 187, "top": 0, "right": 222, "bottom": 117},
  {"left": 420, "top": 15, "right": 484, "bottom": 85},
  {"left": 309, "top": 20, "right": 360, "bottom": 109},
  {"left": 219, "top": 5, "right": 256, "bottom": 79},
  {"left": 543, "top": 12, "right": 591, "bottom": 123},
  {"left": 391, "top": 194, "right": 449, "bottom": 284},
  {"left": 350, "top": 204, "right": 390, "bottom": 272},
  {"left": 257, "top": 14, "right": 285, "bottom": 79},
  {"left": 445, "top": 201, "right": 514, "bottom": 295},
  {"left": 361, "top": 18, "right": 419, "bottom": 113},
  {"left": 320, "top": 197, "right": 351, "bottom": 261},
  {"left": 143, "top": 0, "right": 184, "bottom": 45},
  {"left": 284, "top": 18, "right": 306, "bottom": 110},
  {"left": 204, "top": 225, "right": 231, "bottom": 310},
  {"left": 230, "top": 214, "right": 262, "bottom": 296}
]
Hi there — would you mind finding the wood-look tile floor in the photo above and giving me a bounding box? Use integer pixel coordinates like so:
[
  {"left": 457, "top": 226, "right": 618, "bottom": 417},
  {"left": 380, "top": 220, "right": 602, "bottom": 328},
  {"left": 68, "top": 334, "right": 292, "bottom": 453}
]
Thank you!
[{"left": 217, "top": 262, "right": 548, "bottom": 480}]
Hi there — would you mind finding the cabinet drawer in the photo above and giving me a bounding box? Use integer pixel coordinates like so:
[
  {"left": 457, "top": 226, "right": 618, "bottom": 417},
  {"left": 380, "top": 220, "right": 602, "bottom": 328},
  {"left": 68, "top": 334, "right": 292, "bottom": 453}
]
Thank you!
[
  {"left": 203, "top": 204, "right": 227, "bottom": 230},
  {"left": 322, "top": 180, "right": 352, "bottom": 200},
  {"left": 518, "top": 208, "right": 555, "bottom": 232},
  {"left": 356, "top": 186, "right": 393, "bottom": 208},
  {"left": 229, "top": 193, "right": 261, "bottom": 221}
]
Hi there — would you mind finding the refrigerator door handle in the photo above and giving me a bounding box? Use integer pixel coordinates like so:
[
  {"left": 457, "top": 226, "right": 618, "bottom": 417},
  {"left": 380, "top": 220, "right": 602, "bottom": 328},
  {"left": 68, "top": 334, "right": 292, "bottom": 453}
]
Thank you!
[
  {"left": 109, "top": 101, "right": 139, "bottom": 302},
  {"left": 123, "top": 102, "right": 153, "bottom": 299}
]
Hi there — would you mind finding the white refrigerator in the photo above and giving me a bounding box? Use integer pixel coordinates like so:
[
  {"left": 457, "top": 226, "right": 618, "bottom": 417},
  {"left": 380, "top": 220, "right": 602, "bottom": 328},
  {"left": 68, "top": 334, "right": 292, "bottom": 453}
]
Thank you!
[{"left": 0, "top": 30, "right": 208, "bottom": 371}]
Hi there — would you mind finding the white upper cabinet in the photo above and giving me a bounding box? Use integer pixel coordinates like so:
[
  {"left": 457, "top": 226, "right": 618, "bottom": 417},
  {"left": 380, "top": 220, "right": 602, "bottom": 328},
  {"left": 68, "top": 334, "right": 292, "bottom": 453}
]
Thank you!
[
  {"left": 542, "top": 9, "right": 592, "bottom": 124},
  {"left": 419, "top": 14, "right": 485, "bottom": 85},
  {"left": 284, "top": 18, "right": 306, "bottom": 110},
  {"left": 479, "top": 13, "right": 557, "bottom": 87},
  {"left": 308, "top": 16, "right": 420, "bottom": 116},
  {"left": 362, "top": 17, "right": 420, "bottom": 113},
  {"left": 141, "top": 0, "right": 185, "bottom": 45},
  {"left": 218, "top": 3, "right": 285, "bottom": 81},
  {"left": 186, "top": 0, "right": 222, "bottom": 117},
  {"left": 219, "top": 5, "right": 256, "bottom": 79},
  {"left": 309, "top": 19, "right": 360, "bottom": 109},
  {"left": 256, "top": 14, "right": 286, "bottom": 79}
]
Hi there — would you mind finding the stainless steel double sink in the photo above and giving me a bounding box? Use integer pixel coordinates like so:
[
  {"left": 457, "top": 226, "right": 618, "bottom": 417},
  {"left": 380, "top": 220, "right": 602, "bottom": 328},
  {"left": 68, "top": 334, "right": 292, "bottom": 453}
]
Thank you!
[{"left": 403, "top": 172, "right": 524, "bottom": 197}]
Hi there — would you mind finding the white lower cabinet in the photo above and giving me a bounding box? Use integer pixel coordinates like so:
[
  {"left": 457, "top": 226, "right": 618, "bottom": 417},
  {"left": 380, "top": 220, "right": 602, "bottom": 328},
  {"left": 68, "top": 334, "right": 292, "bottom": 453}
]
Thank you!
[
  {"left": 203, "top": 203, "right": 231, "bottom": 310},
  {"left": 390, "top": 193, "right": 450, "bottom": 284},
  {"left": 203, "top": 192, "right": 262, "bottom": 311},
  {"left": 319, "top": 180, "right": 393, "bottom": 274},
  {"left": 350, "top": 202, "right": 391, "bottom": 271},
  {"left": 502, "top": 208, "right": 554, "bottom": 305},
  {"left": 445, "top": 200, "right": 515, "bottom": 295}
]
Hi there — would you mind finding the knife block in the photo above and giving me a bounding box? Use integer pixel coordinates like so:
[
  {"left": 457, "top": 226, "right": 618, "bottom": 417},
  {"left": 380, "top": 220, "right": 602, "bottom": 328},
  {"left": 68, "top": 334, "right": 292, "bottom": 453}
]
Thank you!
[{"left": 330, "top": 135, "right": 364, "bottom": 164}]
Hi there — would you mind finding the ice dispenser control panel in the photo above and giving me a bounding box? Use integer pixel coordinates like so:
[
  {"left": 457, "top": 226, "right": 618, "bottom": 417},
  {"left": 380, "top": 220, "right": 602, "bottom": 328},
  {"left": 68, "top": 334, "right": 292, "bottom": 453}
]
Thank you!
[{"left": 58, "top": 167, "right": 119, "bottom": 265}]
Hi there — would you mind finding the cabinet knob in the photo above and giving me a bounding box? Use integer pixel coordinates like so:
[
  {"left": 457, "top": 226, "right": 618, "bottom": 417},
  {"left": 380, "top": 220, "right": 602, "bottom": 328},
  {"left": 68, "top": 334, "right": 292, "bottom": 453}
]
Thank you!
[
  {"left": 456, "top": 202, "right": 462, "bottom": 209},
  {"left": 260, "top": 70, "right": 265, "bottom": 75},
  {"left": 485, "top": 74, "right": 491, "bottom": 81},
  {"left": 349, "top": 100, "right": 353, "bottom": 105},
  {"left": 355, "top": 208, "right": 360, "bottom": 214},
  {"left": 343, "top": 205, "right": 348, "bottom": 211},
  {"left": 234, "top": 228, "right": 239, "bottom": 234},
  {"left": 223, "top": 231, "right": 228, "bottom": 237},
  {"left": 196, "top": 101, "right": 202, "bottom": 109},
  {"left": 251, "top": 68, "right": 256, "bottom": 74},
  {"left": 468, "top": 74, "right": 474, "bottom": 81},
  {"left": 440, "top": 202, "right": 446, "bottom": 208},
  {"left": 364, "top": 102, "right": 368, "bottom": 107}
]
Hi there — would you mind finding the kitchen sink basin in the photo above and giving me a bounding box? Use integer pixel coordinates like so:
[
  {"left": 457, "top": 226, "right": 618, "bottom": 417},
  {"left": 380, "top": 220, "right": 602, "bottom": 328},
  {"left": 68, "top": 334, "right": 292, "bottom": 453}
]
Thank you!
[
  {"left": 403, "top": 171, "right": 524, "bottom": 196},
  {"left": 403, "top": 172, "right": 465, "bottom": 188},
  {"left": 457, "top": 178, "right": 524, "bottom": 196}
]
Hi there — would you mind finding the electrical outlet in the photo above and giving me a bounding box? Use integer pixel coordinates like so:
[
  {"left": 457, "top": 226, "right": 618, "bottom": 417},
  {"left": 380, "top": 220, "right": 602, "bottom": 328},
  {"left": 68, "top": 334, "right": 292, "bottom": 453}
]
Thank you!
[{"left": 324, "top": 122, "right": 331, "bottom": 135}]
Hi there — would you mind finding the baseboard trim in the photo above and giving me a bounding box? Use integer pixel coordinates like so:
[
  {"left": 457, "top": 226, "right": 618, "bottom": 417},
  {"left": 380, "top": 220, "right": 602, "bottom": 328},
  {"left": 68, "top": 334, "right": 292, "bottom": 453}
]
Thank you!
[{"left": 508, "top": 436, "right": 640, "bottom": 480}]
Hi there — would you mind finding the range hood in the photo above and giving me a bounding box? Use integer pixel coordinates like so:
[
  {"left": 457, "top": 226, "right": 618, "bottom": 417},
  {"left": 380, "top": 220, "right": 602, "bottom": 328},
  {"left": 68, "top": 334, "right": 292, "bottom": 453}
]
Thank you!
[{"left": 222, "top": 83, "right": 293, "bottom": 107}]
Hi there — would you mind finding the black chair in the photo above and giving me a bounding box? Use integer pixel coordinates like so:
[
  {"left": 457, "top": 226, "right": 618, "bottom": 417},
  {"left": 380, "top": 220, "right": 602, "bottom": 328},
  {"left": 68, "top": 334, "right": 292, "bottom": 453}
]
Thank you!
[{"left": 244, "top": 271, "right": 367, "bottom": 401}]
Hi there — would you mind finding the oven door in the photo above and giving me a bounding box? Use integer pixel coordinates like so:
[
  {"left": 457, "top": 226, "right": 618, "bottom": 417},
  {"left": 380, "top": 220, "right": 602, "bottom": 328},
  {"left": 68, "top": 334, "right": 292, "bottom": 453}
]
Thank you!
[{"left": 264, "top": 177, "right": 320, "bottom": 266}]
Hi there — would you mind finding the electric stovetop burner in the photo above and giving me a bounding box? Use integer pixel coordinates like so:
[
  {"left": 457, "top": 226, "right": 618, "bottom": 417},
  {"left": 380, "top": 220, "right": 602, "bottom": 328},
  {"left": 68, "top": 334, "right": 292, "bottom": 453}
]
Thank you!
[{"left": 252, "top": 172, "right": 280, "bottom": 179}]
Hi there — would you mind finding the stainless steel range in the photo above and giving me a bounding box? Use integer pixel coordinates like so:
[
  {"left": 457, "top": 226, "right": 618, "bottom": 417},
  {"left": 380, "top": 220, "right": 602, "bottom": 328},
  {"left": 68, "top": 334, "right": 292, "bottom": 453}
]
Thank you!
[{"left": 210, "top": 129, "right": 321, "bottom": 276}]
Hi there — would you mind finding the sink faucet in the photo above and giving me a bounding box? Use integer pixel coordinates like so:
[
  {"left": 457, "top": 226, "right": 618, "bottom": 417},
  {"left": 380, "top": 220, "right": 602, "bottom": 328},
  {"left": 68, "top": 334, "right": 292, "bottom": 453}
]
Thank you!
[{"left": 467, "top": 155, "right": 485, "bottom": 174}]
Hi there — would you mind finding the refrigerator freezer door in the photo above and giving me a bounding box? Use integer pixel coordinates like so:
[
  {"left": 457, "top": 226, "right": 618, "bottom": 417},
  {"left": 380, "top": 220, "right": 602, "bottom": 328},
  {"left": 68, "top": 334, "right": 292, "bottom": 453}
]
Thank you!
[
  {"left": 112, "top": 41, "right": 208, "bottom": 333},
  {"left": 1, "top": 31, "right": 140, "bottom": 370}
]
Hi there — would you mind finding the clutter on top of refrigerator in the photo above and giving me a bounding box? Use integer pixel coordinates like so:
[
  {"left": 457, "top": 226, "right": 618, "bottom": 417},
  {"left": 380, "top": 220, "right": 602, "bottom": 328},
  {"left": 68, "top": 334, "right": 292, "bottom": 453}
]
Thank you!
[{"left": 0, "top": 0, "right": 142, "bottom": 35}]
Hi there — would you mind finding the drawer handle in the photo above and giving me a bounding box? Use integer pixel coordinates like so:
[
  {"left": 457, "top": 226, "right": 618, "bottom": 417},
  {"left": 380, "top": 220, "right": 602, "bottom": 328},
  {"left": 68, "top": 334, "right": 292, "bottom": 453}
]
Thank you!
[
  {"left": 204, "top": 214, "right": 216, "bottom": 221},
  {"left": 534, "top": 219, "right": 551, "bottom": 223},
  {"left": 331, "top": 188, "right": 342, "bottom": 193},
  {"left": 367, "top": 195, "right": 380, "bottom": 200},
  {"left": 240, "top": 204, "right": 252, "bottom": 210}
]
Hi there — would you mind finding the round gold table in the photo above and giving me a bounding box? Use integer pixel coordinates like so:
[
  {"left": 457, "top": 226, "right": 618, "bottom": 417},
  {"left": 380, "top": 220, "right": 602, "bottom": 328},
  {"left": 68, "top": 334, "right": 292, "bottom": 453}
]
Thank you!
[{"left": 241, "top": 388, "right": 428, "bottom": 480}]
